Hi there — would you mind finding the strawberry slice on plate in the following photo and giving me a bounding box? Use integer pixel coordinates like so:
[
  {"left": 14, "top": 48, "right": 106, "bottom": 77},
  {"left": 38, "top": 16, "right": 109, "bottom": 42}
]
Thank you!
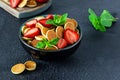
[
  {"left": 10, "top": 0, "right": 21, "bottom": 8},
  {"left": 57, "top": 38, "right": 67, "bottom": 49},
  {"left": 39, "top": 19, "right": 52, "bottom": 28},
  {"left": 25, "top": 19, "right": 37, "bottom": 28},
  {"left": 64, "top": 29, "right": 79, "bottom": 44},
  {"left": 24, "top": 27, "right": 40, "bottom": 38}
]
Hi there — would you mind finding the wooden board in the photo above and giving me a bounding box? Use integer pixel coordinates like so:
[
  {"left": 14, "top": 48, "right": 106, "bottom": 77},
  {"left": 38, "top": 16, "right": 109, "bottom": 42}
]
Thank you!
[{"left": 0, "top": 0, "right": 52, "bottom": 18}]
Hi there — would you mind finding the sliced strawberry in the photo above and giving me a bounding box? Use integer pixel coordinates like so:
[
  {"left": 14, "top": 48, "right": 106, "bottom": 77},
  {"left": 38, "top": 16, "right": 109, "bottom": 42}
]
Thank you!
[
  {"left": 39, "top": 19, "right": 52, "bottom": 28},
  {"left": 10, "top": 0, "right": 21, "bottom": 8},
  {"left": 57, "top": 38, "right": 67, "bottom": 49},
  {"left": 36, "top": 0, "right": 48, "bottom": 3},
  {"left": 24, "top": 28, "right": 40, "bottom": 38},
  {"left": 46, "top": 14, "right": 54, "bottom": 19},
  {"left": 64, "top": 29, "right": 79, "bottom": 44},
  {"left": 25, "top": 19, "right": 37, "bottom": 28}
]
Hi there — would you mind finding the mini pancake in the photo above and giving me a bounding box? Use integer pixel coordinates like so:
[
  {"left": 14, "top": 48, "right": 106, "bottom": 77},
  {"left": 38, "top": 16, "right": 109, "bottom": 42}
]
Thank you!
[
  {"left": 21, "top": 26, "right": 27, "bottom": 34},
  {"left": 75, "top": 29, "right": 80, "bottom": 34},
  {"left": 64, "top": 22, "right": 76, "bottom": 31},
  {"left": 56, "top": 26, "right": 64, "bottom": 38},
  {"left": 18, "top": 0, "right": 28, "bottom": 8},
  {"left": 66, "top": 18, "right": 78, "bottom": 28},
  {"left": 3, "top": 0, "right": 9, "bottom": 3},
  {"left": 41, "top": 27, "right": 49, "bottom": 38},
  {"left": 24, "top": 61, "right": 36, "bottom": 71},
  {"left": 30, "top": 39, "right": 40, "bottom": 47},
  {"left": 11, "top": 63, "right": 25, "bottom": 74},
  {"left": 45, "top": 45, "right": 58, "bottom": 50},
  {"left": 23, "top": 27, "right": 31, "bottom": 34},
  {"left": 35, "top": 35, "right": 45, "bottom": 40},
  {"left": 26, "top": 0, "right": 37, "bottom": 7},
  {"left": 35, "top": 23, "right": 44, "bottom": 30},
  {"left": 46, "top": 29, "right": 57, "bottom": 40},
  {"left": 22, "top": 36, "right": 33, "bottom": 41}
]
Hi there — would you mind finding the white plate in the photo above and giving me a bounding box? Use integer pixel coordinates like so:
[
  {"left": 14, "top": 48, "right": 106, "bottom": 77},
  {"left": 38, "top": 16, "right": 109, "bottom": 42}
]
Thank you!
[{"left": 0, "top": 0, "right": 52, "bottom": 18}]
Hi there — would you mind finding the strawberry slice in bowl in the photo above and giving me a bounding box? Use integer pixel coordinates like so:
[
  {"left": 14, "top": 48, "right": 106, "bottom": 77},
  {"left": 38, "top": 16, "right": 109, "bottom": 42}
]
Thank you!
[
  {"left": 64, "top": 29, "right": 80, "bottom": 45},
  {"left": 39, "top": 19, "right": 52, "bottom": 28},
  {"left": 25, "top": 19, "right": 38, "bottom": 28},
  {"left": 24, "top": 27, "right": 40, "bottom": 38},
  {"left": 57, "top": 38, "right": 68, "bottom": 49},
  {"left": 46, "top": 14, "right": 54, "bottom": 19}
]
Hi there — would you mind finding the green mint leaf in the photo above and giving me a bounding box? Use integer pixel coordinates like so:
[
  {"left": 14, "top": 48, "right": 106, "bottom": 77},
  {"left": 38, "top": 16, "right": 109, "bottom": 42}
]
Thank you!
[
  {"left": 100, "top": 10, "right": 117, "bottom": 27},
  {"left": 89, "top": 15, "right": 106, "bottom": 32},
  {"left": 54, "top": 14, "right": 59, "bottom": 21},
  {"left": 36, "top": 38, "right": 59, "bottom": 49},
  {"left": 88, "top": 8, "right": 100, "bottom": 30},
  {"left": 46, "top": 13, "right": 68, "bottom": 26},
  {"left": 61, "top": 13, "right": 68, "bottom": 20},
  {"left": 88, "top": 8, "right": 117, "bottom": 32},
  {"left": 97, "top": 18, "right": 106, "bottom": 32},
  {"left": 60, "top": 13, "right": 68, "bottom": 25},
  {"left": 88, "top": 8, "right": 105, "bottom": 31},
  {"left": 46, "top": 19, "right": 57, "bottom": 26},
  {"left": 36, "top": 41, "right": 46, "bottom": 49},
  {"left": 48, "top": 38, "right": 59, "bottom": 46},
  {"left": 89, "top": 14, "right": 99, "bottom": 30},
  {"left": 54, "top": 15, "right": 60, "bottom": 24},
  {"left": 98, "top": 25, "right": 106, "bottom": 32},
  {"left": 46, "top": 38, "right": 59, "bottom": 48},
  {"left": 88, "top": 8, "right": 98, "bottom": 17}
]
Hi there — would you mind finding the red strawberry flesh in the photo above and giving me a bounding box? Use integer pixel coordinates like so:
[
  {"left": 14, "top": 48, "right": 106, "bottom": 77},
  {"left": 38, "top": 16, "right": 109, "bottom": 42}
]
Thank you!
[
  {"left": 25, "top": 19, "right": 37, "bottom": 28},
  {"left": 24, "top": 28, "right": 40, "bottom": 38},
  {"left": 39, "top": 19, "right": 52, "bottom": 27},
  {"left": 64, "top": 29, "right": 79, "bottom": 44}
]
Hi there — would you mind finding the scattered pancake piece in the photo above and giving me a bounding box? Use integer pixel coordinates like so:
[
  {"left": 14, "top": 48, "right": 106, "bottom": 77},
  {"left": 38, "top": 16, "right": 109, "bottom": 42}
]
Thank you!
[
  {"left": 24, "top": 61, "right": 37, "bottom": 71},
  {"left": 11, "top": 63, "right": 25, "bottom": 74},
  {"left": 64, "top": 22, "right": 76, "bottom": 31},
  {"left": 56, "top": 26, "right": 64, "bottom": 38},
  {"left": 46, "top": 29, "right": 57, "bottom": 40},
  {"left": 18, "top": 0, "right": 28, "bottom": 8},
  {"left": 11, "top": 60, "right": 37, "bottom": 74}
]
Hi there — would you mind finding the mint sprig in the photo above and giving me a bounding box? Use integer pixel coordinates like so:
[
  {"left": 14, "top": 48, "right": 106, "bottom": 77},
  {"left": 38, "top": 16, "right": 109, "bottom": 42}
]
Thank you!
[
  {"left": 36, "top": 38, "right": 59, "bottom": 49},
  {"left": 88, "top": 8, "right": 117, "bottom": 32},
  {"left": 46, "top": 13, "right": 68, "bottom": 26},
  {"left": 100, "top": 10, "right": 117, "bottom": 27}
]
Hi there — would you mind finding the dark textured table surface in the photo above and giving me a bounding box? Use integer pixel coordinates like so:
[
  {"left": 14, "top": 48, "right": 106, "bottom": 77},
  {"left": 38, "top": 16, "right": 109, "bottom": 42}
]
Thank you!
[{"left": 0, "top": 0, "right": 120, "bottom": 80}]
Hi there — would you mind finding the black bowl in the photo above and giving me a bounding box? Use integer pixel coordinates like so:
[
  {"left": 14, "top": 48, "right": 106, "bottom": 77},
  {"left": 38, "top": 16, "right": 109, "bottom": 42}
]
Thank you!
[{"left": 18, "top": 17, "right": 82, "bottom": 60}]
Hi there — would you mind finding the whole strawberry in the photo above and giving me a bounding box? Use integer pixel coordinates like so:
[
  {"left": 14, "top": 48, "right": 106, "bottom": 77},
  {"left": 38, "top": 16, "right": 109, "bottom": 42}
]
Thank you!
[{"left": 36, "top": 0, "right": 48, "bottom": 3}]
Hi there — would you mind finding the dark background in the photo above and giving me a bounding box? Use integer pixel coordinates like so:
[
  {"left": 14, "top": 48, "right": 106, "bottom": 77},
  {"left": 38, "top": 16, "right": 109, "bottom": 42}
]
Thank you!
[{"left": 0, "top": 0, "right": 120, "bottom": 80}]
